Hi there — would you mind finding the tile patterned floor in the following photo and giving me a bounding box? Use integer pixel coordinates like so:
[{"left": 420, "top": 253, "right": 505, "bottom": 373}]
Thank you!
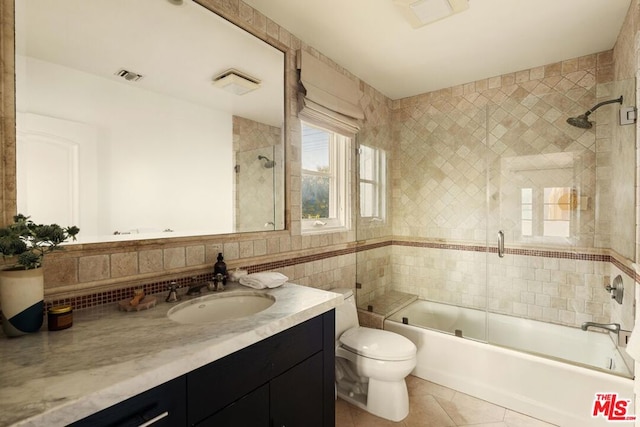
[{"left": 336, "top": 375, "right": 558, "bottom": 427}]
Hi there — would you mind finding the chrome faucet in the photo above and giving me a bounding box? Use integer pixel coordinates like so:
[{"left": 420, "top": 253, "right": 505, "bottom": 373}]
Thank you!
[
  {"left": 165, "top": 282, "right": 180, "bottom": 303},
  {"left": 213, "top": 273, "right": 225, "bottom": 291},
  {"left": 581, "top": 322, "right": 620, "bottom": 333}
]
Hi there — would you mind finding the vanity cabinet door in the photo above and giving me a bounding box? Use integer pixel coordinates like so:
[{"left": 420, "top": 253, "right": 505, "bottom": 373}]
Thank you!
[
  {"left": 271, "top": 352, "right": 324, "bottom": 427},
  {"left": 187, "top": 315, "right": 323, "bottom": 425},
  {"left": 195, "top": 384, "right": 269, "bottom": 427},
  {"left": 68, "top": 376, "right": 186, "bottom": 427}
]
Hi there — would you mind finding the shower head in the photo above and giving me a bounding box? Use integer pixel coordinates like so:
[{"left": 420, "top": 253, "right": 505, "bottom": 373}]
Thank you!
[
  {"left": 566, "top": 114, "right": 593, "bottom": 129},
  {"left": 258, "top": 155, "right": 275, "bottom": 169},
  {"left": 566, "top": 96, "right": 623, "bottom": 129}
]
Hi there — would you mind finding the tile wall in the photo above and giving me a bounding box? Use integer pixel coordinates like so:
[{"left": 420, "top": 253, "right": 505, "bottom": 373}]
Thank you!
[{"left": 377, "top": 0, "right": 640, "bottom": 330}]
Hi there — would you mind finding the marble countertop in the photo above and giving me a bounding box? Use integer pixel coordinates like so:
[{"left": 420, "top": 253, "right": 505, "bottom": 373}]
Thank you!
[{"left": 0, "top": 283, "right": 342, "bottom": 427}]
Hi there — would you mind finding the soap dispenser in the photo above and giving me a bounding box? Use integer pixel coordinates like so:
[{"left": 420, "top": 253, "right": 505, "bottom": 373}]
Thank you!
[{"left": 214, "top": 252, "right": 227, "bottom": 287}]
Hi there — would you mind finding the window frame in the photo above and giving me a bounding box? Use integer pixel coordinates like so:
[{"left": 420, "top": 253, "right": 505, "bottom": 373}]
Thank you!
[
  {"left": 300, "top": 121, "right": 351, "bottom": 234},
  {"left": 358, "top": 144, "right": 386, "bottom": 223}
]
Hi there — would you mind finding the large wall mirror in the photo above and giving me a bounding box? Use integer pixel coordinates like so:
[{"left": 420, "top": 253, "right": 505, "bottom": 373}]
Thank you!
[{"left": 14, "top": 0, "right": 285, "bottom": 243}]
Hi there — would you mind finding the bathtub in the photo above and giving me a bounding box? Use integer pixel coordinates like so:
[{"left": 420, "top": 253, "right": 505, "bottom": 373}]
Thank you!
[{"left": 385, "top": 300, "right": 635, "bottom": 427}]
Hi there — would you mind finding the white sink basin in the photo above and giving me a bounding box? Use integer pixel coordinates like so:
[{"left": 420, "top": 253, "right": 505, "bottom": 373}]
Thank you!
[{"left": 167, "top": 292, "right": 275, "bottom": 324}]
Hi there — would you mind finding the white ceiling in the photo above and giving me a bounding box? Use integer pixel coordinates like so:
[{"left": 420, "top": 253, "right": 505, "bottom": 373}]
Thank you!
[
  {"left": 243, "top": 0, "right": 632, "bottom": 100},
  {"left": 16, "top": 0, "right": 284, "bottom": 127}
]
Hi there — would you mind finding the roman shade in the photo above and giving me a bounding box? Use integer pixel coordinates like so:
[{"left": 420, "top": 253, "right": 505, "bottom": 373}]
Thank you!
[{"left": 297, "top": 50, "right": 364, "bottom": 136}]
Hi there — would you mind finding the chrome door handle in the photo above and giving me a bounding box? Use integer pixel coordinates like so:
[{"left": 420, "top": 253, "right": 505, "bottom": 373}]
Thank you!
[{"left": 497, "top": 230, "right": 505, "bottom": 258}]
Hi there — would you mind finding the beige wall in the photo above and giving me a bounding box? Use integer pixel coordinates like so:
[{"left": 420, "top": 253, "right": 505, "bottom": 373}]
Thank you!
[{"left": 612, "top": 0, "right": 640, "bottom": 261}]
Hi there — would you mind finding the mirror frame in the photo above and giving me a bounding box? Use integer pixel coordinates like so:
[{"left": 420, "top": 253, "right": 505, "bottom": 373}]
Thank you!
[{"left": 1, "top": 0, "right": 293, "bottom": 245}]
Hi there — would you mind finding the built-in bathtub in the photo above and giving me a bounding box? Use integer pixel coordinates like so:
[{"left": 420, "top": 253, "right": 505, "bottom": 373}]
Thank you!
[{"left": 385, "top": 300, "right": 635, "bottom": 427}]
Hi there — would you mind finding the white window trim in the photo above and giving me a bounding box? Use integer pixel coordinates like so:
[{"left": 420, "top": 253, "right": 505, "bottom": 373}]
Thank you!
[
  {"left": 301, "top": 122, "right": 351, "bottom": 234},
  {"left": 358, "top": 144, "right": 386, "bottom": 223}
]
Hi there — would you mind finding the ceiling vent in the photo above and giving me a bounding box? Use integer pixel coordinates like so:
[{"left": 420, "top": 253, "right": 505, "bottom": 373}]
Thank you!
[
  {"left": 115, "top": 69, "right": 144, "bottom": 82},
  {"left": 394, "top": 0, "right": 469, "bottom": 28},
  {"left": 212, "top": 69, "right": 261, "bottom": 95}
]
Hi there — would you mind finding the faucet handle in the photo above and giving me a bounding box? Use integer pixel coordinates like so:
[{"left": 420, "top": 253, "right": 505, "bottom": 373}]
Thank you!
[{"left": 165, "top": 281, "right": 180, "bottom": 303}]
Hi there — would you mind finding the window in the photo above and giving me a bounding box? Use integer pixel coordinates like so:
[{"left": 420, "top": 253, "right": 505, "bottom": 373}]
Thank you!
[
  {"left": 543, "top": 187, "right": 571, "bottom": 237},
  {"left": 301, "top": 122, "right": 350, "bottom": 233},
  {"left": 520, "top": 187, "right": 572, "bottom": 238},
  {"left": 521, "top": 188, "right": 533, "bottom": 236},
  {"left": 359, "top": 144, "right": 386, "bottom": 221}
]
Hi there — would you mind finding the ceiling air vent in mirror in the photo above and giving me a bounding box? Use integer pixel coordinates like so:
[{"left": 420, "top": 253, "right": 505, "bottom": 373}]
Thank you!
[
  {"left": 213, "top": 69, "right": 261, "bottom": 95},
  {"left": 115, "top": 69, "right": 144, "bottom": 82}
]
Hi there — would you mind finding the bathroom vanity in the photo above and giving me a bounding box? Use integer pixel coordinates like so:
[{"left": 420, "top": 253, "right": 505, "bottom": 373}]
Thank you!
[{"left": 0, "top": 283, "right": 341, "bottom": 427}]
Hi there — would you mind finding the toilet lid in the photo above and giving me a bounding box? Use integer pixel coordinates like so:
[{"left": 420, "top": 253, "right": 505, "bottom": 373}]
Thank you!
[{"left": 339, "top": 327, "right": 416, "bottom": 361}]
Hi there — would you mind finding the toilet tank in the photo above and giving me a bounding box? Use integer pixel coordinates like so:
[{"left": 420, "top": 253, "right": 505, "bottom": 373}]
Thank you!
[{"left": 332, "top": 288, "right": 360, "bottom": 341}]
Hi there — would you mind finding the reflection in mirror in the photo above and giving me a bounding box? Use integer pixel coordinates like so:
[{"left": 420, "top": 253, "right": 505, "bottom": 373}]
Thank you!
[{"left": 15, "top": 0, "right": 285, "bottom": 243}]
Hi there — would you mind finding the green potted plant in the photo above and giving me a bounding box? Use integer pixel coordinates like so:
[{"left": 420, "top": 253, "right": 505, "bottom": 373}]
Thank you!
[{"left": 0, "top": 214, "right": 79, "bottom": 337}]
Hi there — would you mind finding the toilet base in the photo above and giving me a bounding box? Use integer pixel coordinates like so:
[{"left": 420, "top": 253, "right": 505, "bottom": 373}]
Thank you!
[{"left": 337, "top": 377, "right": 409, "bottom": 422}]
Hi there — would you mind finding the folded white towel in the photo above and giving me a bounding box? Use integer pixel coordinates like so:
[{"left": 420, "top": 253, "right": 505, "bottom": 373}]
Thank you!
[{"left": 239, "top": 272, "right": 288, "bottom": 289}]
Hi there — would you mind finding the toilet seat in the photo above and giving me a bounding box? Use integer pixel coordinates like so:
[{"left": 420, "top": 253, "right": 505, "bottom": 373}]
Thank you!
[{"left": 339, "top": 326, "right": 416, "bottom": 361}]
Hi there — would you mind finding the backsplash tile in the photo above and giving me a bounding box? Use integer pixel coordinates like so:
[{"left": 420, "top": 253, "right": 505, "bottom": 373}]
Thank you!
[
  {"left": 138, "top": 249, "right": 163, "bottom": 274},
  {"left": 163, "top": 247, "right": 186, "bottom": 270},
  {"left": 110, "top": 252, "right": 138, "bottom": 278},
  {"left": 78, "top": 255, "right": 110, "bottom": 282}
]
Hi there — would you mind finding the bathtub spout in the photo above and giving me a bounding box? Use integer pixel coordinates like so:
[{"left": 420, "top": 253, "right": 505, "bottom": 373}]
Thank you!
[{"left": 580, "top": 322, "right": 620, "bottom": 333}]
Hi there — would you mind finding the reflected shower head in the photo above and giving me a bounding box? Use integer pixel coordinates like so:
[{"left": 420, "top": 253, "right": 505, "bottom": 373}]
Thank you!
[
  {"left": 258, "top": 155, "right": 275, "bottom": 169},
  {"left": 566, "top": 96, "right": 623, "bottom": 129}
]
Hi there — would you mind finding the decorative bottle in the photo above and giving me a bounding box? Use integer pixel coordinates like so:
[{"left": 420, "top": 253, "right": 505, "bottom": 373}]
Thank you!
[{"left": 214, "top": 252, "right": 227, "bottom": 285}]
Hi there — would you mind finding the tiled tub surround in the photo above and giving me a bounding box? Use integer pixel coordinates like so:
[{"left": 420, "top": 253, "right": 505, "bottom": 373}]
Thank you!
[
  {"left": 0, "top": 282, "right": 342, "bottom": 427},
  {"left": 390, "top": 240, "right": 636, "bottom": 331}
]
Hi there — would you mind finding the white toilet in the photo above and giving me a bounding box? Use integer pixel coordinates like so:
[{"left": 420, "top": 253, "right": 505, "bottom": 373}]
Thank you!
[{"left": 333, "top": 288, "right": 417, "bottom": 422}]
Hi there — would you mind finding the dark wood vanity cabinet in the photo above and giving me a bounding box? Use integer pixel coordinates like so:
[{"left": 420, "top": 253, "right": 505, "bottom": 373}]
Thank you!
[
  {"left": 71, "top": 310, "right": 335, "bottom": 427},
  {"left": 188, "top": 311, "right": 335, "bottom": 427}
]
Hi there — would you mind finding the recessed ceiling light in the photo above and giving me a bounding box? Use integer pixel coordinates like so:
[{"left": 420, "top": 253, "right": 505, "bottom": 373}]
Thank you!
[
  {"left": 212, "top": 69, "right": 261, "bottom": 95},
  {"left": 394, "top": 0, "right": 469, "bottom": 28}
]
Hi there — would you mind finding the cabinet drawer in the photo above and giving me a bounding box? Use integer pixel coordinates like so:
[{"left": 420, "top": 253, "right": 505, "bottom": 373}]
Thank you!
[
  {"left": 187, "top": 315, "right": 323, "bottom": 425},
  {"left": 69, "top": 376, "right": 186, "bottom": 427}
]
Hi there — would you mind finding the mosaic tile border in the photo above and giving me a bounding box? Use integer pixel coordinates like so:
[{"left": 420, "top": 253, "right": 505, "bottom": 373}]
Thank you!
[
  {"left": 46, "top": 273, "right": 214, "bottom": 311},
  {"left": 391, "top": 240, "right": 635, "bottom": 280},
  {"left": 46, "top": 239, "right": 636, "bottom": 311}
]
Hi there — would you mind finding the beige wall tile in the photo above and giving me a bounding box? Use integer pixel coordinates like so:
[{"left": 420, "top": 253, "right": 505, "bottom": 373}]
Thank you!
[
  {"left": 163, "top": 247, "right": 186, "bottom": 270},
  {"left": 110, "top": 252, "right": 138, "bottom": 278},
  {"left": 139, "top": 249, "right": 163, "bottom": 274},
  {"left": 186, "top": 245, "right": 205, "bottom": 266}
]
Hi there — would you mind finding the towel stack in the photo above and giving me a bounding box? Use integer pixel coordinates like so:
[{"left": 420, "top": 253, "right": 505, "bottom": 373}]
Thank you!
[{"left": 239, "top": 272, "right": 288, "bottom": 289}]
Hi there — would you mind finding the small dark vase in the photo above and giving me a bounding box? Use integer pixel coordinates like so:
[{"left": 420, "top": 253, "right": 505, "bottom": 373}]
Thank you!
[{"left": 214, "top": 253, "right": 227, "bottom": 284}]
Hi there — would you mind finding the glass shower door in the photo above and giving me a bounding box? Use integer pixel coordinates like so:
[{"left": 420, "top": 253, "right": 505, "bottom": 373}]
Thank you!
[{"left": 485, "top": 95, "right": 589, "bottom": 354}]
